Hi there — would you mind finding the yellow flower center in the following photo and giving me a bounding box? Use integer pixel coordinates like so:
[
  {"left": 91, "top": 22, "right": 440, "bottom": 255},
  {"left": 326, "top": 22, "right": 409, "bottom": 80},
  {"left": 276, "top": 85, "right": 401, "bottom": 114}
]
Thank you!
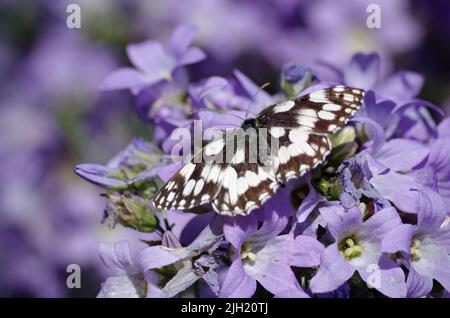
[
  {"left": 241, "top": 241, "right": 257, "bottom": 262},
  {"left": 410, "top": 238, "right": 421, "bottom": 261},
  {"left": 339, "top": 236, "right": 363, "bottom": 260}
]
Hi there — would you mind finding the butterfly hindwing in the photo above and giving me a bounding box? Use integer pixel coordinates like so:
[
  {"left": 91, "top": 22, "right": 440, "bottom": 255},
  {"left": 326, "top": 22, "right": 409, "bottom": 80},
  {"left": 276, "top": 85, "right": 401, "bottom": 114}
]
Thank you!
[
  {"left": 212, "top": 163, "right": 278, "bottom": 216},
  {"left": 271, "top": 128, "right": 331, "bottom": 184},
  {"left": 153, "top": 137, "right": 227, "bottom": 211}
]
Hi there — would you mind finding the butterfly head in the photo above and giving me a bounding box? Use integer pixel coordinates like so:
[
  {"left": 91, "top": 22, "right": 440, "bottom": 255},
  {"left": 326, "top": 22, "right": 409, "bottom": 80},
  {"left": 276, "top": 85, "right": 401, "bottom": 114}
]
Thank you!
[{"left": 241, "top": 118, "right": 257, "bottom": 130}]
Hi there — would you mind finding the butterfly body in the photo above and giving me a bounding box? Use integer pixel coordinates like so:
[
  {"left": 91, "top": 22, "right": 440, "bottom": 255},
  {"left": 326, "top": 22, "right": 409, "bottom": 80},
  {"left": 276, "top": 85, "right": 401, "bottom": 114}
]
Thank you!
[
  {"left": 241, "top": 118, "right": 257, "bottom": 130},
  {"left": 153, "top": 86, "right": 365, "bottom": 216}
]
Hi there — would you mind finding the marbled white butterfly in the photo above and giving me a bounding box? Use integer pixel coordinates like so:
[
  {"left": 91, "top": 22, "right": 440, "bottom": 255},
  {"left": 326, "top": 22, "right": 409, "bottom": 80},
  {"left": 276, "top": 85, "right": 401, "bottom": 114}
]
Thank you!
[{"left": 153, "top": 86, "right": 365, "bottom": 216}]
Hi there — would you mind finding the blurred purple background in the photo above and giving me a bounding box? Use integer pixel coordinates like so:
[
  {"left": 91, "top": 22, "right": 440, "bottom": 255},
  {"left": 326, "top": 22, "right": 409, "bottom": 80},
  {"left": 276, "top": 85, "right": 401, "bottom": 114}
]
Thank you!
[{"left": 0, "top": 0, "right": 449, "bottom": 297}]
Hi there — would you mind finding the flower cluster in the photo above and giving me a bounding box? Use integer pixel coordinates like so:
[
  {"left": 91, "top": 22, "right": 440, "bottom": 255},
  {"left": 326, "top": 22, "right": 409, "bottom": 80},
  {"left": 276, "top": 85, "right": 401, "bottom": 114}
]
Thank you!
[{"left": 77, "top": 26, "right": 450, "bottom": 298}]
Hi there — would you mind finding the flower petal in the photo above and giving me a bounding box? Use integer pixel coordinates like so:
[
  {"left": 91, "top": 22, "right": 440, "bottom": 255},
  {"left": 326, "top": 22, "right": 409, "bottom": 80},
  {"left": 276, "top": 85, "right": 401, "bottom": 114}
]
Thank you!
[
  {"left": 167, "top": 25, "right": 197, "bottom": 58},
  {"left": 351, "top": 117, "right": 385, "bottom": 154},
  {"left": 406, "top": 267, "right": 433, "bottom": 298},
  {"left": 376, "top": 71, "right": 424, "bottom": 102},
  {"left": 319, "top": 205, "right": 362, "bottom": 240},
  {"left": 99, "top": 241, "right": 142, "bottom": 275},
  {"left": 374, "top": 138, "right": 429, "bottom": 172},
  {"left": 296, "top": 183, "right": 325, "bottom": 223},
  {"left": 310, "top": 244, "right": 355, "bottom": 293},
  {"left": 358, "top": 256, "right": 406, "bottom": 298},
  {"left": 127, "top": 41, "right": 175, "bottom": 80},
  {"left": 415, "top": 189, "right": 447, "bottom": 230},
  {"left": 244, "top": 236, "right": 302, "bottom": 295},
  {"left": 233, "top": 69, "right": 273, "bottom": 110},
  {"left": 139, "top": 246, "right": 192, "bottom": 270},
  {"left": 252, "top": 191, "right": 293, "bottom": 241},
  {"left": 220, "top": 259, "right": 257, "bottom": 298},
  {"left": 382, "top": 224, "right": 415, "bottom": 254},
  {"left": 344, "top": 53, "right": 380, "bottom": 90},
  {"left": 179, "top": 47, "right": 206, "bottom": 66},
  {"left": 222, "top": 214, "right": 258, "bottom": 249},
  {"left": 99, "top": 68, "right": 149, "bottom": 93},
  {"left": 289, "top": 235, "right": 324, "bottom": 267},
  {"left": 361, "top": 91, "right": 396, "bottom": 132},
  {"left": 189, "top": 76, "right": 229, "bottom": 102},
  {"left": 437, "top": 118, "right": 450, "bottom": 138},
  {"left": 155, "top": 162, "right": 182, "bottom": 182},
  {"left": 162, "top": 261, "right": 199, "bottom": 298},
  {"left": 246, "top": 261, "right": 303, "bottom": 296},
  {"left": 413, "top": 238, "right": 450, "bottom": 291},
  {"left": 361, "top": 207, "right": 401, "bottom": 241},
  {"left": 187, "top": 219, "right": 223, "bottom": 253},
  {"left": 74, "top": 164, "right": 127, "bottom": 188},
  {"left": 370, "top": 171, "right": 423, "bottom": 213},
  {"left": 274, "top": 287, "right": 310, "bottom": 298},
  {"left": 97, "top": 275, "right": 145, "bottom": 298}
]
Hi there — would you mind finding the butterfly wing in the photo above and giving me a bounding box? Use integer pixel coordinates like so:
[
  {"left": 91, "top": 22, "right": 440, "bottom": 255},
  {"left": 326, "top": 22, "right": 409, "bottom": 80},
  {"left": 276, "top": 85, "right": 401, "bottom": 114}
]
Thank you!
[
  {"left": 153, "top": 137, "right": 227, "bottom": 211},
  {"left": 294, "top": 85, "right": 364, "bottom": 133},
  {"left": 154, "top": 86, "right": 365, "bottom": 215},
  {"left": 270, "top": 128, "right": 331, "bottom": 183},
  {"left": 258, "top": 86, "right": 364, "bottom": 133},
  {"left": 211, "top": 160, "right": 278, "bottom": 216},
  {"left": 153, "top": 130, "right": 279, "bottom": 216},
  {"left": 259, "top": 86, "right": 365, "bottom": 183}
]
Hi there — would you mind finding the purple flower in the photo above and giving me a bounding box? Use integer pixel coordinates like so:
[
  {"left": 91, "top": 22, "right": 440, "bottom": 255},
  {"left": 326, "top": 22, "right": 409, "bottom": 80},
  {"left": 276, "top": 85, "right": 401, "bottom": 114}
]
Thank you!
[
  {"left": 100, "top": 25, "right": 205, "bottom": 95},
  {"left": 139, "top": 222, "right": 223, "bottom": 297},
  {"left": 310, "top": 205, "right": 407, "bottom": 297},
  {"left": 282, "top": 63, "right": 314, "bottom": 84},
  {"left": 319, "top": 53, "right": 444, "bottom": 147},
  {"left": 75, "top": 138, "right": 174, "bottom": 188},
  {"left": 190, "top": 70, "right": 279, "bottom": 134},
  {"left": 220, "top": 193, "right": 322, "bottom": 297},
  {"left": 358, "top": 91, "right": 397, "bottom": 138},
  {"left": 188, "top": 75, "right": 253, "bottom": 113},
  {"left": 337, "top": 152, "right": 388, "bottom": 210},
  {"left": 337, "top": 148, "right": 433, "bottom": 214},
  {"left": 281, "top": 63, "right": 318, "bottom": 98},
  {"left": 307, "top": 0, "right": 423, "bottom": 73},
  {"left": 97, "top": 240, "right": 165, "bottom": 298},
  {"left": 382, "top": 190, "right": 450, "bottom": 297},
  {"left": 372, "top": 138, "right": 429, "bottom": 172},
  {"left": 319, "top": 52, "right": 424, "bottom": 104},
  {"left": 411, "top": 134, "right": 450, "bottom": 207},
  {"left": 296, "top": 182, "right": 326, "bottom": 224}
]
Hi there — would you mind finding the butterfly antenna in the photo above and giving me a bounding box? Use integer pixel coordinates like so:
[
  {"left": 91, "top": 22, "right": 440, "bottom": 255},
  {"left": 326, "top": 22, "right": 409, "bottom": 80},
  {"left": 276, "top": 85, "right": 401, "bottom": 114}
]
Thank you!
[{"left": 245, "top": 82, "right": 271, "bottom": 119}]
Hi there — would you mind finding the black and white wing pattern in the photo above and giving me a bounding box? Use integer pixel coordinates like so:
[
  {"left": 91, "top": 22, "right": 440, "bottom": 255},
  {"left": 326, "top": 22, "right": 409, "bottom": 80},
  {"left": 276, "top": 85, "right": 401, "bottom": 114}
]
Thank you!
[
  {"left": 259, "top": 85, "right": 365, "bottom": 183},
  {"left": 153, "top": 85, "right": 365, "bottom": 216},
  {"left": 152, "top": 137, "right": 226, "bottom": 211},
  {"left": 152, "top": 135, "right": 279, "bottom": 216}
]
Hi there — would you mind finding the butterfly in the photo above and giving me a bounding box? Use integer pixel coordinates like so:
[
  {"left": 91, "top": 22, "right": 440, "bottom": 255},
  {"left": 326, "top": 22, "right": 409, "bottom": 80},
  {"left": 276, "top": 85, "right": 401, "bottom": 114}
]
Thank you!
[{"left": 153, "top": 85, "right": 365, "bottom": 216}]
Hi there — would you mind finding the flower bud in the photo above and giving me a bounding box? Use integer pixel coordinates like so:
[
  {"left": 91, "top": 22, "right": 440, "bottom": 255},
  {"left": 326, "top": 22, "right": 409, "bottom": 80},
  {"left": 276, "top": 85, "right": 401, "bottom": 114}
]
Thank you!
[
  {"left": 281, "top": 63, "right": 317, "bottom": 99},
  {"left": 104, "top": 193, "right": 158, "bottom": 232}
]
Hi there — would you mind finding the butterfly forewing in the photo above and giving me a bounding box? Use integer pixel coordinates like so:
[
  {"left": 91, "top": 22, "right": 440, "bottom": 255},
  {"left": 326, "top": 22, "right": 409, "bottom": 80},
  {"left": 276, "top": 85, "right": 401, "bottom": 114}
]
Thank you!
[
  {"left": 259, "top": 85, "right": 364, "bottom": 134},
  {"left": 294, "top": 85, "right": 364, "bottom": 133}
]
